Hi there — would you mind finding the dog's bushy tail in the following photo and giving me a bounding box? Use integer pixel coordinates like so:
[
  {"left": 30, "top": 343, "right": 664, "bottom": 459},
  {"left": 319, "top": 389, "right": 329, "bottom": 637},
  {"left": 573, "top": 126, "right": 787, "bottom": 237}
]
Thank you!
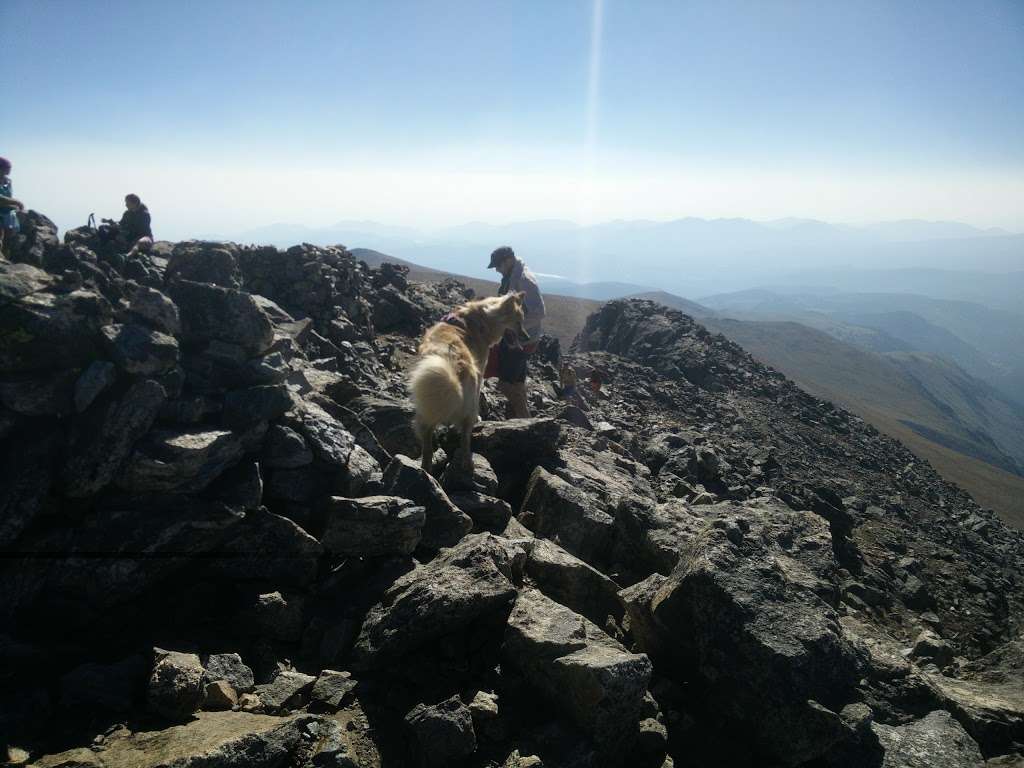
[{"left": 409, "top": 354, "right": 462, "bottom": 427}]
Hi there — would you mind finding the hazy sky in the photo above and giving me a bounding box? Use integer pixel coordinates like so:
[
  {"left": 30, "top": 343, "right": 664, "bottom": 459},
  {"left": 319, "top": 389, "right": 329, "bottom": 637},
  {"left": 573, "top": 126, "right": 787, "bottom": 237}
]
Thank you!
[{"left": 4, "top": 0, "right": 1023, "bottom": 239}]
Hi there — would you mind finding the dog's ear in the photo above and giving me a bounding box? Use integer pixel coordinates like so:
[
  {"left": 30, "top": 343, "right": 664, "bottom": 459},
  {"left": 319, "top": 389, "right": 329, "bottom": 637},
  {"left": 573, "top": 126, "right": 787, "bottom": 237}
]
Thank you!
[{"left": 512, "top": 291, "right": 526, "bottom": 306}]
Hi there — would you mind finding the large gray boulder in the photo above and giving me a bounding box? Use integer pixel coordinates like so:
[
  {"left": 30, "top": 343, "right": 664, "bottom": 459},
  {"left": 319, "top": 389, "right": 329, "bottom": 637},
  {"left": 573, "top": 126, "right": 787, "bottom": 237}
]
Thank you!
[
  {"left": 0, "top": 263, "right": 112, "bottom": 373},
  {"left": 638, "top": 500, "right": 866, "bottom": 766},
  {"left": 222, "top": 384, "right": 293, "bottom": 428},
  {"left": 614, "top": 498, "right": 706, "bottom": 575},
  {"left": 322, "top": 496, "right": 425, "bottom": 557},
  {"left": 167, "top": 243, "right": 242, "bottom": 288},
  {"left": 126, "top": 284, "right": 181, "bottom": 335},
  {"left": 168, "top": 279, "right": 274, "bottom": 357},
  {"left": 351, "top": 534, "right": 521, "bottom": 669},
  {"left": 503, "top": 588, "right": 653, "bottom": 765}
]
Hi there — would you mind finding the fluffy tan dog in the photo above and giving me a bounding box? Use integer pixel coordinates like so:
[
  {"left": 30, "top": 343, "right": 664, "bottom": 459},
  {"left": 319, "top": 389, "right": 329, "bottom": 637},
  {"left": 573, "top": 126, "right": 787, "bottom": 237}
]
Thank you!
[{"left": 409, "top": 292, "right": 529, "bottom": 472}]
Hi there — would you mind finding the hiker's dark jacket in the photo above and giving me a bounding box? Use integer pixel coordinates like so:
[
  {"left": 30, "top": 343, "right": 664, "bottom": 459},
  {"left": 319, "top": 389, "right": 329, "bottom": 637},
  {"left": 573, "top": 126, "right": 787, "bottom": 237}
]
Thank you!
[{"left": 119, "top": 204, "right": 153, "bottom": 242}]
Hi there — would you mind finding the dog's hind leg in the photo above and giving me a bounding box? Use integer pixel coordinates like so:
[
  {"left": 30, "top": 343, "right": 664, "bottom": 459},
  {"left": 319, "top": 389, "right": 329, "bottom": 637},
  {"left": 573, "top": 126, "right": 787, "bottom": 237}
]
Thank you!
[
  {"left": 417, "top": 420, "right": 435, "bottom": 473},
  {"left": 459, "top": 419, "right": 474, "bottom": 472},
  {"left": 459, "top": 377, "right": 480, "bottom": 472}
]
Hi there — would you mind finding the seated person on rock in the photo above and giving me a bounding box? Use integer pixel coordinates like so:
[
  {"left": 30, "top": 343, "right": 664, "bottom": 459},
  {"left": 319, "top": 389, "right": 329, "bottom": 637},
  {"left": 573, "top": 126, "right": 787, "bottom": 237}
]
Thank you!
[
  {"left": 0, "top": 157, "right": 25, "bottom": 258},
  {"left": 118, "top": 193, "right": 154, "bottom": 256}
]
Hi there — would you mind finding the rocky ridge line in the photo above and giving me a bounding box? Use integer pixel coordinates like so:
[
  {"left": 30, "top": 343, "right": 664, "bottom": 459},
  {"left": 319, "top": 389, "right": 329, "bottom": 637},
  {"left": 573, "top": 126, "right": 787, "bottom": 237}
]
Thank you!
[{"left": 0, "top": 210, "right": 1022, "bottom": 767}]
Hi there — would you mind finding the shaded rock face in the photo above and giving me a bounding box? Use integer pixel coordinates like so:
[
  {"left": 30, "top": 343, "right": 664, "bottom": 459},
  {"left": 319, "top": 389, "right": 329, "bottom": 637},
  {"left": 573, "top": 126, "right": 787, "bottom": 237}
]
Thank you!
[
  {"left": 504, "top": 588, "right": 653, "bottom": 764},
  {"left": 5, "top": 217, "right": 1024, "bottom": 768},
  {"left": 351, "top": 534, "right": 520, "bottom": 670},
  {"left": 644, "top": 500, "right": 866, "bottom": 765}
]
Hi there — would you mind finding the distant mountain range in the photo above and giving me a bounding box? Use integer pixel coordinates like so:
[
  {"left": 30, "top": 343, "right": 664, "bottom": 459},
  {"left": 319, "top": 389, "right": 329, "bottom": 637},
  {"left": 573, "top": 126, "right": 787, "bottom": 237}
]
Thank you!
[
  {"left": 698, "top": 288, "right": 1024, "bottom": 408},
  {"left": 221, "top": 216, "right": 1023, "bottom": 300}
]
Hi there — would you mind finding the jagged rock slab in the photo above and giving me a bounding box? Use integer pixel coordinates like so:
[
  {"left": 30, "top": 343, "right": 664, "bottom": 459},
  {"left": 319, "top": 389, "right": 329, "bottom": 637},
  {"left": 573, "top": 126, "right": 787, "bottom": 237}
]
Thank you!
[
  {"left": 351, "top": 534, "right": 521, "bottom": 669},
  {"left": 62, "top": 378, "right": 168, "bottom": 497},
  {"left": 449, "top": 491, "right": 513, "bottom": 534},
  {"left": 924, "top": 638, "right": 1024, "bottom": 756},
  {"left": 441, "top": 452, "right": 500, "bottom": 495},
  {"left": 222, "top": 384, "right": 293, "bottom": 428},
  {"left": 346, "top": 394, "right": 419, "bottom": 457},
  {"left": 261, "top": 423, "right": 314, "bottom": 469},
  {"left": 382, "top": 454, "right": 472, "bottom": 552},
  {"left": 30, "top": 708, "right": 381, "bottom": 768},
  {"left": 283, "top": 400, "right": 356, "bottom": 469},
  {"left": 256, "top": 669, "right": 316, "bottom": 712},
  {"left": 614, "top": 498, "right": 706, "bottom": 576},
  {"left": 167, "top": 243, "right": 242, "bottom": 288},
  {"left": 872, "top": 710, "right": 984, "bottom": 768},
  {"left": 207, "top": 507, "right": 323, "bottom": 587},
  {"left": 311, "top": 670, "right": 357, "bottom": 711},
  {"left": 503, "top": 588, "right": 652, "bottom": 764},
  {"left": 519, "top": 466, "right": 615, "bottom": 567},
  {"left": 126, "top": 284, "right": 181, "bottom": 335},
  {"left": 524, "top": 537, "right": 624, "bottom": 628},
  {"left": 117, "top": 423, "right": 266, "bottom": 494},
  {"left": 322, "top": 495, "right": 425, "bottom": 557},
  {"left": 641, "top": 500, "right": 866, "bottom": 766},
  {"left": 100, "top": 323, "right": 179, "bottom": 375},
  {"left": 74, "top": 360, "right": 117, "bottom": 412},
  {"left": 203, "top": 652, "right": 255, "bottom": 694}
]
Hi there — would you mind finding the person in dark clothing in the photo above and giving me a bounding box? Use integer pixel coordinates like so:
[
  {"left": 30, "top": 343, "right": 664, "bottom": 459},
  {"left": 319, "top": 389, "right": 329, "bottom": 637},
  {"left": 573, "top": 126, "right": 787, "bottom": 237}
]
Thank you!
[
  {"left": 485, "top": 245, "right": 545, "bottom": 418},
  {"left": 0, "top": 157, "right": 24, "bottom": 258},
  {"left": 119, "top": 193, "right": 153, "bottom": 255}
]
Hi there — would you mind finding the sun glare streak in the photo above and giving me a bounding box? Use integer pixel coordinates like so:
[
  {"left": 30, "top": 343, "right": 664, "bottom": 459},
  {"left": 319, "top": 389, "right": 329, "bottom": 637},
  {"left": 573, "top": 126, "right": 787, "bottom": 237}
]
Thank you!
[{"left": 576, "top": 0, "right": 605, "bottom": 284}]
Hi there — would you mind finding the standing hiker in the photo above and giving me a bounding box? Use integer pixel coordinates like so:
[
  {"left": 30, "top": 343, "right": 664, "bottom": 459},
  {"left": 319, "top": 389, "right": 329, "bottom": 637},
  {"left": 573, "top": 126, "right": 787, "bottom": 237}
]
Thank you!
[
  {"left": 0, "top": 157, "right": 24, "bottom": 258},
  {"left": 486, "top": 245, "right": 546, "bottom": 418}
]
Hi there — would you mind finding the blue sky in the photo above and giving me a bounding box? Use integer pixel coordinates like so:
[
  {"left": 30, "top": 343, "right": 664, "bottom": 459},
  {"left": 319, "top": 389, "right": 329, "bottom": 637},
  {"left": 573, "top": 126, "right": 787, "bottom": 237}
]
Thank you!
[{"left": 3, "top": 0, "right": 1023, "bottom": 237}]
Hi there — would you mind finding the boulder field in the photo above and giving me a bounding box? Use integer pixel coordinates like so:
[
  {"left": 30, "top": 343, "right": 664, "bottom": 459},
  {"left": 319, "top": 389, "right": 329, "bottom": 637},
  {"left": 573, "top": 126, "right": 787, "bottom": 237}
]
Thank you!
[{"left": 1, "top": 210, "right": 1022, "bottom": 767}]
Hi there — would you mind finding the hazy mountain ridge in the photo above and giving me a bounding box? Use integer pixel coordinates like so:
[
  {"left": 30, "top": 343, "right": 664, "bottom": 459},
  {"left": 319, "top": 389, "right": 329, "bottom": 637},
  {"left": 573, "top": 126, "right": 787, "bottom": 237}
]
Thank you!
[
  {"left": 220, "top": 217, "right": 1024, "bottom": 298},
  {"left": 701, "top": 288, "right": 1024, "bottom": 408}
]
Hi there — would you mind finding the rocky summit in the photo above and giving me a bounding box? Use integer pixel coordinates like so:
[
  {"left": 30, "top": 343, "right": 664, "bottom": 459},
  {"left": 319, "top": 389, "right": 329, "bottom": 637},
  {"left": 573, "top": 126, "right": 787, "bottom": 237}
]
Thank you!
[{"left": 1, "top": 210, "right": 1022, "bottom": 768}]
